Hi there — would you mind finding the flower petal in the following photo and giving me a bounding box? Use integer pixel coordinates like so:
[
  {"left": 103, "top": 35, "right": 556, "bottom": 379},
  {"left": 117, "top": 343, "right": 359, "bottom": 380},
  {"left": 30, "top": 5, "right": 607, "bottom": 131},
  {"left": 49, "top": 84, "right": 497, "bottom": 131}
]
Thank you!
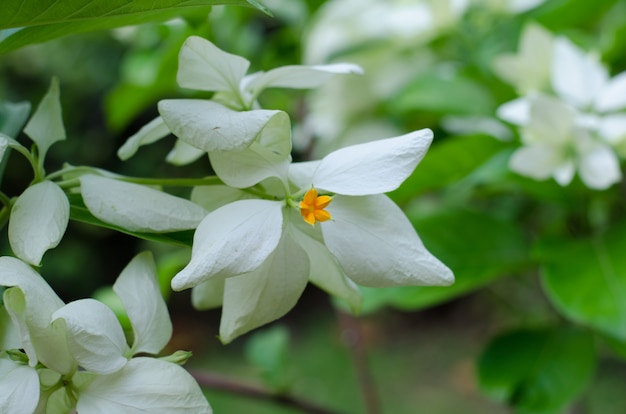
[
  {"left": 291, "top": 222, "right": 361, "bottom": 312},
  {"left": 496, "top": 97, "right": 530, "bottom": 126},
  {"left": 118, "top": 116, "right": 171, "bottom": 161},
  {"left": 313, "top": 129, "right": 433, "bottom": 196},
  {"left": 578, "top": 145, "right": 621, "bottom": 190},
  {"left": 52, "top": 299, "right": 129, "bottom": 374},
  {"left": 177, "top": 35, "right": 249, "bottom": 95},
  {"left": 0, "top": 256, "right": 73, "bottom": 373},
  {"left": 525, "top": 94, "right": 576, "bottom": 145},
  {"left": 322, "top": 194, "right": 454, "bottom": 287},
  {"left": 23, "top": 78, "right": 65, "bottom": 160},
  {"left": 492, "top": 23, "right": 553, "bottom": 93},
  {"left": 0, "top": 306, "right": 21, "bottom": 350},
  {"left": 552, "top": 161, "right": 575, "bottom": 186},
  {"left": 595, "top": 71, "right": 626, "bottom": 112},
  {"left": 191, "top": 278, "right": 225, "bottom": 310},
  {"left": 191, "top": 185, "right": 253, "bottom": 212},
  {"left": 208, "top": 111, "right": 292, "bottom": 188},
  {"left": 159, "top": 99, "right": 287, "bottom": 153},
  {"left": 0, "top": 358, "right": 39, "bottom": 414},
  {"left": 171, "top": 199, "right": 284, "bottom": 291},
  {"left": 509, "top": 144, "right": 566, "bottom": 181},
  {"left": 9, "top": 181, "right": 69, "bottom": 266},
  {"left": 244, "top": 63, "right": 363, "bottom": 94},
  {"left": 597, "top": 114, "right": 626, "bottom": 144},
  {"left": 80, "top": 175, "right": 207, "bottom": 232},
  {"left": 551, "top": 37, "right": 608, "bottom": 109},
  {"left": 77, "top": 357, "right": 212, "bottom": 414},
  {"left": 113, "top": 252, "right": 172, "bottom": 356},
  {"left": 165, "top": 138, "right": 205, "bottom": 166},
  {"left": 287, "top": 160, "right": 320, "bottom": 189},
  {"left": 219, "top": 226, "right": 309, "bottom": 343}
]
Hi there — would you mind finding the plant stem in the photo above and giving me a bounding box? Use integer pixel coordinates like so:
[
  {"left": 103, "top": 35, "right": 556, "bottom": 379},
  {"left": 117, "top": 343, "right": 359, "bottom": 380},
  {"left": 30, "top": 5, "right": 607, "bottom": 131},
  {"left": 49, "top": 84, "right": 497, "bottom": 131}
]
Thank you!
[
  {"left": 119, "top": 176, "right": 223, "bottom": 187},
  {"left": 336, "top": 310, "right": 381, "bottom": 414},
  {"left": 189, "top": 370, "right": 346, "bottom": 414},
  {"left": 0, "top": 190, "right": 11, "bottom": 206}
]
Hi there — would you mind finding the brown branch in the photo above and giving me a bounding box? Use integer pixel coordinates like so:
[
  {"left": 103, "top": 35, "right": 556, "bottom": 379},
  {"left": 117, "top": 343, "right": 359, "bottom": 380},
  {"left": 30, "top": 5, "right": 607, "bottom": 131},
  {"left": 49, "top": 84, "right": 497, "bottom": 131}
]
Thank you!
[
  {"left": 336, "top": 310, "right": 382, "bottom": 414},
  {"left": 189, "top": 370, "right": 347, "bottom": 414}
]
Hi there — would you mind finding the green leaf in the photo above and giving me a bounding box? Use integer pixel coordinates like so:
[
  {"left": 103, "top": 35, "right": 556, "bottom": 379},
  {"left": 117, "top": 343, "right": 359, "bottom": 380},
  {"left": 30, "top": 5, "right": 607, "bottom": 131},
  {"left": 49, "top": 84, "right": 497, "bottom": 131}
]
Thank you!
[
  {"left": 359, "top": 208, "right": 528, "bottom": 313},
  {"left": 23, "top": 77, "right": 65, "bottom": 161},
  {"left": 531, "top": 0, "right": 619, "bottom": 31},
  {"left": 244, "top": 325, "right": 290, "bottom": 392},
  {"left": 478, "top": 326, "right": 596, "bottom": 414},
  {"left": 389, "top": 134, "right": 506, "bottom": 205},
  {"left": 539, "top": 219, "right": 626, "bottom": 341},
  {"left": 0, "top": 0, "right": 267, "bottom": 54},
  {"left": 67, "top": 194, "right": 193, "bottom": 247},
  {"left": 390, "top": 70, "right": 495, "bottom": 116}
]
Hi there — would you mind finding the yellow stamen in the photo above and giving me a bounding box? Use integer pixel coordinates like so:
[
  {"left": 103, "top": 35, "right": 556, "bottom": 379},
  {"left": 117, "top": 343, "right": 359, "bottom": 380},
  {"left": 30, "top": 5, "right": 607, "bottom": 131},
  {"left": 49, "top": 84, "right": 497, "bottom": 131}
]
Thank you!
[{"left": 299, "top": 188, "right": 332, "bottom": 225}]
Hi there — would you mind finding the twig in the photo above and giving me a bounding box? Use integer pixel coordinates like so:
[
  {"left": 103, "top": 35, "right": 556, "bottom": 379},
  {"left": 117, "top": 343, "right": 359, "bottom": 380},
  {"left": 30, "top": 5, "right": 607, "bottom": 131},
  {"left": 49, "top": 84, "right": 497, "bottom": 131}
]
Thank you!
[
  {"left": 336, "top": 310, "right": 382, "bottom": 414},
  {"left": 189, "top": 370, "right": 346, "bottom": 414}
]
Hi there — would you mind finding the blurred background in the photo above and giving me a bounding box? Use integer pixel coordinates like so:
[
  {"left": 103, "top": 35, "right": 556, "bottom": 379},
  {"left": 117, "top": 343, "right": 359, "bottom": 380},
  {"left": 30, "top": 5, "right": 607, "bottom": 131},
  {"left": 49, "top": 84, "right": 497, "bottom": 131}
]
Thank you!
[{"left": 2, "top": 0, "right": 626, "bottom": 412}]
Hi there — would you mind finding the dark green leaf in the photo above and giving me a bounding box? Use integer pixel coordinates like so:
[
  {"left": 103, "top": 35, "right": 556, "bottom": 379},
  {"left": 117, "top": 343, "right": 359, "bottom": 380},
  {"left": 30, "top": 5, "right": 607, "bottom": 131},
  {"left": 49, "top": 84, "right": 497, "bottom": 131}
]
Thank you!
[
  {"left": 389, "top": 134, "right": 506, "bottom": 205},
  {"left": 390, "top": 70, "right": 495, "bottom": 116},
  {"left": 539, "top": 219, "right": 626, "bottom": 341},
  {"left": 531, "top": 0, "right": 619, "bottom": 31},
  {"left": 0, "top": 0, "right": 266, "bottom": 54},
  {"left": 478, "top": 326, "right": 596, "bottom": 413},
  {"left": 392, "top": 208, "right": 528, "bottom": 311},
  {"left": 244, "top": 325, "right": 290, "bottom": 392}
]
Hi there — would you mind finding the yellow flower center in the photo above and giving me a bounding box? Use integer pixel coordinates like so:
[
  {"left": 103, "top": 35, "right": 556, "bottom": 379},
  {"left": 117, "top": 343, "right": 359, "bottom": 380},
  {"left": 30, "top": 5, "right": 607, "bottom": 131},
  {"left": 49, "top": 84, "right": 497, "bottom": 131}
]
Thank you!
[{"left": 299, "top": 188, "right": 332, "bottom": 225}]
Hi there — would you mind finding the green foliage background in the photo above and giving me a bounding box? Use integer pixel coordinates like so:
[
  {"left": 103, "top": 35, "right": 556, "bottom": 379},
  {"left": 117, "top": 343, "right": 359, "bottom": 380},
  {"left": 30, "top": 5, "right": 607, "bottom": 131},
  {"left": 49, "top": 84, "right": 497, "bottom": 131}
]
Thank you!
[{"left": 2, "top": 0, "right": 626, "bottom": 413}]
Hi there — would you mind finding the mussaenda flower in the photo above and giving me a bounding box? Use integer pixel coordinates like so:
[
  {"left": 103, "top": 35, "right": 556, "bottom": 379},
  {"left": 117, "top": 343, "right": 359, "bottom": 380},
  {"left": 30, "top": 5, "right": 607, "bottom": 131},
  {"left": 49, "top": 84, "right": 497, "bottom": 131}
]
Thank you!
[
  {"left": 508, "top": 93, "right": 621, "bottom": 189},
  {"left": 496, "top": 29, "right": 625, "bottom": 189},
  {"left": 118, "top": 35, "right": 363, "bottom": 166},
  {"left": 171, "top": 129, "right": 454, "bottom": 343},
  {"left": 0, "top": 253, "right": 211, "bottom": 414}
]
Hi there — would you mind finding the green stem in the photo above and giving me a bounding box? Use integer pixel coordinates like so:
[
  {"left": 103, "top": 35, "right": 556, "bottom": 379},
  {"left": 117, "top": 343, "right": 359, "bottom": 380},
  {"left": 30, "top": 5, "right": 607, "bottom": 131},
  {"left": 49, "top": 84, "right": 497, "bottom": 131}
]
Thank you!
[
  {"left": 10, "top": 144, "right": 39, "bottom": 182},
  {"left": 0, "top": 205, "right": 11, "bottom": 230},
  {"left": 0, "top": 190, "right": 12, "bottom": 206},
  {"left": 118, "top": 176, "right": 223, "bottom": 187},
  {"left": 45, "top": 165, "right": 111, "bottom": 181}
]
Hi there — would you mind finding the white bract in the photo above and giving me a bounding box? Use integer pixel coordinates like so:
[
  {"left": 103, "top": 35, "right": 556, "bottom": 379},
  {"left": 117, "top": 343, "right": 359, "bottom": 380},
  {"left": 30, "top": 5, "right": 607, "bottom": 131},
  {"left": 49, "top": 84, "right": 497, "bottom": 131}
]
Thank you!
[
  {"left": 0, "top": 253, "right": 211, "bottom": 414},
  {"left": 4, "top": 80, "right": 70, "bottom": 266},
  {"left": 118, "top": 36, "right": 363, "bottom": 166},
  {"left": 171, "top": 129, "right": 454, "bottom": 343},
  {"left": 79, "top": 174, "right": 208, "bottom": 233}
]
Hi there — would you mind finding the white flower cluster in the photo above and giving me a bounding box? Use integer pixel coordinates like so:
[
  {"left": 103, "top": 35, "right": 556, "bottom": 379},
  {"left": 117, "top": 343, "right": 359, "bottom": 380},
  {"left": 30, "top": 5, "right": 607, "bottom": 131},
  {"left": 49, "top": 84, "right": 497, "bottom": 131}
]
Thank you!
[
  {"left": 1, "top": 35, "right": 454, "bottom": 411},
  {"left": 105, "top": 36, "right": 454, "bottom": 343},
  {"left": 494, "top": 23, "right": 626, "bottom": 189},
  {"left": 0, "top": 252, "right": 211, "bottom": 413}
]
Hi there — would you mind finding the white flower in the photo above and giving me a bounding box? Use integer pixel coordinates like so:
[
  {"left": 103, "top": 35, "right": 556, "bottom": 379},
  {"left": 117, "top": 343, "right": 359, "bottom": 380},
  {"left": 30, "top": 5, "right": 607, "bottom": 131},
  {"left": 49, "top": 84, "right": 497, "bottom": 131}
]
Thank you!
[
  {"left": 0, "top": 253, "right": 211, "bottom": 413},
  {"left": 118, "top": 36, "right": 362, "bottom": 166},
  {"left": 496, "top": 29, "right": 625, "bottom": 188},
  {"left": 171, "top": 129, "right": 454, "bottom": 343},
  {"left": 508, "top": 94, "right": 621, "bottom": 189},
  {"left": 550, "top": 37, "right": 626, "bottom": 145}
]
